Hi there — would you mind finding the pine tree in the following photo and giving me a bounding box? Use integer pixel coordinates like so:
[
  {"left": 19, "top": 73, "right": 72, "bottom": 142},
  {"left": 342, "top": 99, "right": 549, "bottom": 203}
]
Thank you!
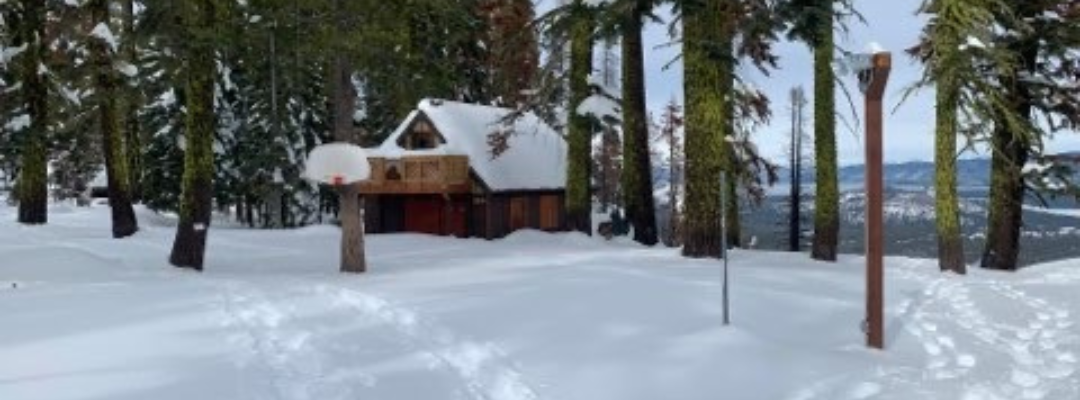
[
  {"left": 565, "top": 0, "right": 596, "bottom": 235},
  {"left": 608, "top": 0, "right": 659, "bottom": 246},
  {"left": 121, "top": 0, "right": 142, "bottom": 201},
  {"left": 169, "top": 0, "right": 220, "bottom": 271},
  {"left": 139, "top": 0, "right": 191, "bottom": 214},
  {"left": 808, "top": 0, "right": 838, "bottom": 262},
  {"left": 680, "top": 0, "right": 735, "bottom": 257},
  {"left": 910, "top": 0, "right": 1079, "bottom": 270},
  {"left": 477, "top": 0, "right": 540, "bottom": 106},
  {"left": 657, "top": 98, "right": 684, "bottom": 247},
  {"left": 88, "top": 0, "right": 139, "bottom": 238},
  {"left": 330, "top": 0, "right": 365, "bottom": 273},
  {"left": 675, "top": 0, "right": 779, "bottom": 257},
  {"left": 979, "top": 1, "right": 1080, "bottom": 270},
  {"left": 595, "top": 120, "right": 622, "bottom": 213},
  {"left": 13, "top": 0, "right": 49, "bottom": 224},
  {"left": 779, "top": 0, "right": 858, "bottom": 262},
  {"left": 910, "top": 0, "right": 1002, "bottom": 274}
]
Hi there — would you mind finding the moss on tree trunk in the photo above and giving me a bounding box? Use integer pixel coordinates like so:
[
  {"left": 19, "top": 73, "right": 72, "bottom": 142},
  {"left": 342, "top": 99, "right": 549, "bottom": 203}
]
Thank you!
[
  {"left": 565, "top": 2, "right": 594, "bottom": 235},
  {"left": 933, "top": 29, "right": 964, "bottom": 274},
  {"left": 620, "top": 6, "right": 658, "bottom": 246},
  {"left": 682, "top": 0, "right": 735, "bottom": 258},
  {"left": 91, "top": 0, "right": 139, "bottom": 239},
  {"left": 16, "top": 0, "right": 48, "bottom": 225},
  {"left": 169, "top": 0, "right": 218, "bottom": 271},
  {"left": 810, "top": 0, "right": 838, "bottom": 262}
]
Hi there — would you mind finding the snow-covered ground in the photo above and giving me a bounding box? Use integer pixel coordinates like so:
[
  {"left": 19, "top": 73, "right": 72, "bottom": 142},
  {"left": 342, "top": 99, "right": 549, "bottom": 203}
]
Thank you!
[{"left": 1, "top": 204, "right": 1078, "bottom": 400}]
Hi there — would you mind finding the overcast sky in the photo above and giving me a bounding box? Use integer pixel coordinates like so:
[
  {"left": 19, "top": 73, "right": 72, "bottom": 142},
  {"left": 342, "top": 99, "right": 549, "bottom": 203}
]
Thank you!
[{"left": 539, "top": 0, "right": 1080, "bottom": 166}]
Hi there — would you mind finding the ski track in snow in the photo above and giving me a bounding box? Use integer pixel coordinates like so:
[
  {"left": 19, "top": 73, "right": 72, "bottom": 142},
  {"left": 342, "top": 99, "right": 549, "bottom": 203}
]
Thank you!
[
  {"left": 214, "top": 279, "right": 538, "bottom": 400},
  {"left": 795, "top": 260, "right": 1079, "bottom": 400},
  {"left": 320, "top": 284, "right": 539, "bottom": 400},
  {"left": 217, "top": 281, "right": 377, "bottom": 400}
]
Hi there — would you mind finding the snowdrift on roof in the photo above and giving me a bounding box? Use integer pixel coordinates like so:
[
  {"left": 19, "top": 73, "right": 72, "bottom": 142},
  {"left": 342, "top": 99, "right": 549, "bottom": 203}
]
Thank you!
[{"left": 371, "top": 99, "right": 567, "bottom": 192}]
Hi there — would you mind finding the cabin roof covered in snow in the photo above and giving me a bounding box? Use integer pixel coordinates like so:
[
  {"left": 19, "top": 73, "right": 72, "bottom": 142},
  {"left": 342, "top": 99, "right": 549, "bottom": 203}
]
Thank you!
[{"left": 370, "top": 99, "right": 567, "bottom": 192}]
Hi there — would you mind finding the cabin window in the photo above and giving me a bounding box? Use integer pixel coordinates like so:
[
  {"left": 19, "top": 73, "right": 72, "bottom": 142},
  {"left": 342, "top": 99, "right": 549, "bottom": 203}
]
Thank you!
[
  {"left": 386, "top": 161, "right": 402, "bottom": 181},
  {"left": 414, "top": 137, "right": 433, "bottom": 149},
  {"left": 402, "top": 122, "right": 442, "bottom": 150}
]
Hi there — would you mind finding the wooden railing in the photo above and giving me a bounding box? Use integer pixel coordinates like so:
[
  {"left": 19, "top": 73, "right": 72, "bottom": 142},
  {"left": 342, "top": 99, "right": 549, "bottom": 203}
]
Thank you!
[{"left": 359, "top": 155, "right": 471, "bottom": 194}]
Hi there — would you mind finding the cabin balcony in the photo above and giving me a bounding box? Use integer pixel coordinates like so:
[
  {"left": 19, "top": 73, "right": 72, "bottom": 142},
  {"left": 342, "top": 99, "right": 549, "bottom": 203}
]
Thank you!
[{"left": 359, "top": 155, "right": 472, "bottom": 194}]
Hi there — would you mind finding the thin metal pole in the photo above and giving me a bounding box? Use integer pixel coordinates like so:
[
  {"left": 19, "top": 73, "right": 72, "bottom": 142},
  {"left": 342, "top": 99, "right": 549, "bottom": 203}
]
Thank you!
[{"left": 721, "top": 172, "right": 730, "bottom": 326}]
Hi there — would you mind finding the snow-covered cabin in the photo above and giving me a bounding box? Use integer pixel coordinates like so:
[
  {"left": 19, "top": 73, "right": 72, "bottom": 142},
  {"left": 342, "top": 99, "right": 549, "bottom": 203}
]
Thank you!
[{"left": 360, "top": 99, "right": 567, "bottom": 239}]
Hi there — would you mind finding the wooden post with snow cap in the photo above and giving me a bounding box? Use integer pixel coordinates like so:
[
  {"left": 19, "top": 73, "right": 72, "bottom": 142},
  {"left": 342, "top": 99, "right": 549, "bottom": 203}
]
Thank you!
[
  {"left": 857, "top": 50, "right": 892, "bottom": 350},
  {"left": 305, "top": 143, "right": 372, "bottom": 274}
]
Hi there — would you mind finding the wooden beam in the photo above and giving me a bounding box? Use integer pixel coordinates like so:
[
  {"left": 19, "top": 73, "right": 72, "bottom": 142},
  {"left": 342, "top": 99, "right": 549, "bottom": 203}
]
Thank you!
[{"left": 865, "top": 52, "right": 891, "bottom": 350}]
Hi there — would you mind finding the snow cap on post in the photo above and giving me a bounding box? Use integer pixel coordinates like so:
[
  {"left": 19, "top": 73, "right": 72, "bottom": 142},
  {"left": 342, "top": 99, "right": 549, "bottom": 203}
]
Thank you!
[{"left": 304, "top": 143, "right": 371, "bottom": 186}]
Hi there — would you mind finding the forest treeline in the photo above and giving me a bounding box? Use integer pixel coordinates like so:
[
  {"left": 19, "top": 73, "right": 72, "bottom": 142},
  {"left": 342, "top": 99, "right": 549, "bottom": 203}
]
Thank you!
[{"left": 0, "top": 0, "right": 1076, "bottom": 272}]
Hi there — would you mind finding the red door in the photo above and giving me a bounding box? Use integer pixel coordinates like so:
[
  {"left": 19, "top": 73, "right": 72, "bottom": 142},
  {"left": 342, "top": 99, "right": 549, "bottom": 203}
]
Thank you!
[
  {"left": 404, "top": 197, "right": 443, "bottom": 235},
  {"left": 447, "top": 198, "right": 468, "bottom": 237}
]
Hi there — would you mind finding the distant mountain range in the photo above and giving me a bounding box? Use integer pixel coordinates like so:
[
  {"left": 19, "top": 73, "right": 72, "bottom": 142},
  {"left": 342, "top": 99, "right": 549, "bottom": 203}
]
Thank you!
[
  {"left": 839, "top": 159, "right": 993, "bottom": 187},
  {"left": 774, "top": 159, "right": 990, "bottom": 188},
  {"left": 777, "top": 152, "right": 1080, "bottom": 189}
]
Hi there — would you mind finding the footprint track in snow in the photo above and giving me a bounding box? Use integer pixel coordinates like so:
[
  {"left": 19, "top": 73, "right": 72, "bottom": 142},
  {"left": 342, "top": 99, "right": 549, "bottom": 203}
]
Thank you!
[
  {"left": 317, "top": 284, "right": 539, "bottom": 400},
  {"left": 980, "top": 282, "right": 1078, "bottom": 397},
  {"left": 217, "top": 282, "right": 377, "bottom": 400},
  {"left": 818, "top": 262, "right": 1079, "bottom": 399}
]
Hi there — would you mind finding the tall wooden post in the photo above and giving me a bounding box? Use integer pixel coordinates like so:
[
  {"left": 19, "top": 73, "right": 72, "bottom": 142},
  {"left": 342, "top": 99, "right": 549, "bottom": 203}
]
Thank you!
[{"left": 863, "top": 53, "right": 891, "bottom": 350}]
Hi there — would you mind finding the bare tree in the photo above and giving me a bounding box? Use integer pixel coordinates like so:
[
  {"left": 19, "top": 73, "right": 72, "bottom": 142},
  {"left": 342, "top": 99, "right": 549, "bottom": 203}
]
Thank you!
[{"left": 788, "top": 87, "right": 808, "bottom": 252}]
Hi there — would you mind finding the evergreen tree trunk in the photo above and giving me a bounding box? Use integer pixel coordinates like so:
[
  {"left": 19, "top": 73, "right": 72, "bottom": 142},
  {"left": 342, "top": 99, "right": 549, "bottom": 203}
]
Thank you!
[
  {"left": 981, "top": 129, "right": 1028, "bottom": 271},
  {"left": 330, "top": 0, "right": 365, "bottom": 273},
  {"left": 981, "top": 45, "right": 1037, "bottom": 271},
  {"left": 565, "top": 2, "right": 594, "bottom": 235},
  {"left": 91, "top": 0, "right": 139, "bottom": 239},
  {"left": 16, "top": 0, "right": 48, "bottom": 225},
  {"left": 123, "top": 0, "right": 142, "bottom": 202},
  {"left": 810, "top": 0, "right": 839, "bottom": 261},
  {"left": 330, "top": 57, "right": 357, "bottom": 145},
  {"left": 620, "top": 5, "right": 657, "bottom": 246},
  {"left": 169, "top": 0, "right": 218, "bottom": 271},
  {"left": 682, "top": 0, "right": 734, "bottom": 258},
  {"left": 933, "top": 32, "right": 964, "bottom": 274}
]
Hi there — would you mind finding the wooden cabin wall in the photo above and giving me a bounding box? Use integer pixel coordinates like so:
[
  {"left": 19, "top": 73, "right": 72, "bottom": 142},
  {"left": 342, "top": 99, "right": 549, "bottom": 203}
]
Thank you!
[
  {"left": 483, "top": 192, "right": 566, "bottom": 239},
  {"left": 364, "top": 195, "right": 382, "bottom": 234},
  {"left": 445, "top": 195, "right": 470, "bottom": 237},
  {"left": 369, "top": 192, "right": 566, "bottom": 239},
  {"left": 364, "top": 195, "right": 406, "bottom": 234},
  {"left": 487, "top": 195, "right": 509, "bottom": 239}
]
